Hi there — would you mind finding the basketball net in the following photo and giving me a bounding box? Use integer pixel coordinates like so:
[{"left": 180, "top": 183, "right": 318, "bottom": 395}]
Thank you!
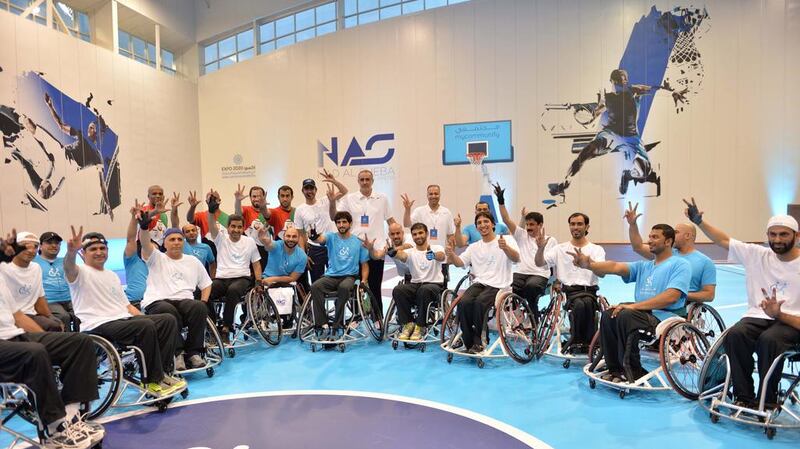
[{"left": 467, "top": 153, "right": 494, "bottom": 189}]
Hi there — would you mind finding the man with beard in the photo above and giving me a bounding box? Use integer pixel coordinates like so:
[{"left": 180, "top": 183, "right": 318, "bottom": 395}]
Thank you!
[
  {"left": 234, "top": 185, "right": 269, "bottom": 264},
  {"left": 376, "top": 223, "right": 414, "bottom": 281},
  {"left": 535, "top": 213, "right": 605, "bottom": 353},
  {"left": 446, "top": 212, "right": 520, "bottom": 353},
  {"left": 265, "top": 186, "right": 297, "bottom": 240},
  {"left": 569, "top": 224, "right": 690, "bottom": 383},
  {"left": 258, "top": 227, "right": 307, "bottom": 329},
  {"left": 389, "top": 223, "right": 445, "bottom": 341},
  {"left": 688, "top": 198, "right": 800, "bottom": 407},
  {"left": 307, "top": 211, "right": 370, "bottom": 338},
  {"left": 182, "top": 223, "right": 216, "bottom": 277},
  {"left": 401, "top": 185, "right": 455, "bottom": 245}
]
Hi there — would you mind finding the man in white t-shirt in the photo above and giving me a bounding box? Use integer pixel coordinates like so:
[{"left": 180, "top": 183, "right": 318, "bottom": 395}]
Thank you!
[
  {"left": 689, "top": 198, "right": 800, "bottom": 407},
  {"left": 401, "top": 185, "right": 456, "bottom": 246},
  {"left": 294, "top": 172, "right": 348, "bottom": 287},
  {"left": 494, "top": 184, "right": 557, "bottom": 317},
  {"left": 64, "top": 227, "right": 185, "bottom": 396},
  {"left": 208, "top": 203, "right": 262, "bottom": 343},
  {"left": 535, "top": 212, "right": 606, "bottom": 354},
  {"left": 140, "top": 222, "right": 212, "bottom": 371},
  {"left": 446, "top": 212, "right": 520, "bottom": 353},
  {"left": 0, "top": 231, "right": 62, "bottom": 331},
  {"left": 334, "top": 169, "right": 397, "bottom": 319},
  {"left": 390, "top": 223, "right": 446, "bottom": 341}
]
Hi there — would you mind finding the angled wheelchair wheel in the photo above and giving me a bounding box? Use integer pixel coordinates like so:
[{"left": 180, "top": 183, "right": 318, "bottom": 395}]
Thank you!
[
  {"left": 204, "top": 316, "right": 225, "bottom": 363},
  {"left": 297, "top": 294, "right": 316, "bottom": 343},
  {"left": 84, "top": 335, "right": 122, "bottom": 420},
  {"left": 687, "top": 303, "right": 726, "bottom": 342},
  {"left": 247, "top": 289, "right": 283, "bottom": 346},
  {"left": 659, "top": 321, "right": 711, "bottom": 400},
  {"left": 381, "top": 300, "right": 400, "bottom": 342},
  {"left": 440, "top": 293, "right": 464, "bottom": 346},
  {"left": 533, "top": 293, "right": 561, "bottom": 358},
  {"left": 453, "top": 274, "right": 471, "bottom": 295},
  {"left": 358, "top": 285, "right": 383, "bottom": 342},
  {"left": 497, "top": 292, "right": 536, "bottom": 364},
  {"left": 588, "top": 330, "right": 602, "bottom": 366}
]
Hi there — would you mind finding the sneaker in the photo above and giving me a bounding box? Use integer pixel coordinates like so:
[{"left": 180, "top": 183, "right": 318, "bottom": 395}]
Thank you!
[
  {"left": 70, "top": 416, "right": 104, "bottom": 446},
  {"left": 410, "top": 325, "right": 425, "bottom": 341},
  {"left": 399, "top": 323, "right": 415, "bottom": 340},
  {"left": 174, "top": 353, "right": 186, "bottom": 371},
  {"left": 467, "top": 344, "right": 484, "bottom": 354},
  {"left": 187, "top": 354, "right": 206, "bottom": 369},
  {"left": 45, "top": 420, "right": 92, "bottom": 449},
  {"left": 220, "top": 327, "right": 231, "bottom": 346},
  {"left": 161, "top": 375, "right": 187, "bottom": 390},
  {"left": 145, "top": 382, "right": 165, "bottom": 397}
]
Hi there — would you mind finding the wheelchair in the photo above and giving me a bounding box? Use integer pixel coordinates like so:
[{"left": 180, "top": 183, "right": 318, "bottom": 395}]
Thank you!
[
  {"left": 698, "top": 329, "right": 800, "bottom": 440},
  {"left": 209, "top": 289, "right": 264, "bottom": 358},
  {"left": 440, "top": 286, "right": 537, "bottom": 368},
  {"left": 173, "top": 316, "right": 225, "bottom": 378},
  {"left": 296, "top": 280, "right": 382, "bottom": 352},
  {"left": 0, "top": 383, "right": 47, "bottom": 449},
  {"left": 686, "top": 301, "right": 726, "bottom": 342},
  {"left": 246, "top": 282, "right": 307, "bottom": 346},
  {"left": 382, "top": 266, "right": 451, "bottom": 352},
  {"left": 82, "top": 335, "right": 188, "bottom": 418},
  {"left": 584, "top": 311, "right": 713, "bottom": 399}
]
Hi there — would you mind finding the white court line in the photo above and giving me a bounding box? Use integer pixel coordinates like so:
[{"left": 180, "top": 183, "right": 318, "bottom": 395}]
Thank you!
[{"left": 97, "top": 390, "right": 552, "bottom": 449}]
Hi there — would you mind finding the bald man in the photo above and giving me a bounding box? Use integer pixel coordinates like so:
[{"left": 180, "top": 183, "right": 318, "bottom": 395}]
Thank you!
[
  {"left": 625, "top": 203, "right": 716, "bottom": 311},
  {"left": 142, "top": 185, "right": 169, "bottom": 245},
  {"left": 373, "top": 223, "right": 414, "bottom": 280}
]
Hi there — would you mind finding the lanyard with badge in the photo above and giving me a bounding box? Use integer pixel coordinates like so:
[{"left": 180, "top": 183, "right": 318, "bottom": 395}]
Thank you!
[{"left": 360, "top": 197, "right": 370, "bottom": 228}]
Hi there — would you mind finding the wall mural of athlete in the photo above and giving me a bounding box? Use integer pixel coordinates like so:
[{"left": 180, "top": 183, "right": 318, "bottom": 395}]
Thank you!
[
  {"left": 543, "top": 6, "right": 709, "bottom": 205},
  {"left": 0, "top": 71, "right": 121, "bottom": 216}
]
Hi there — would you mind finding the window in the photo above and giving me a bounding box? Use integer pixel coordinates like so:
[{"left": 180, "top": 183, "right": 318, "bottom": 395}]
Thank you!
[
  {"left": 118, "top": 29, "right": 176, "bottom": 75},
  {"left": 257, "top": 2, "right": 337, "bottom": 56},
  {"left": 1, "top": 1, "right": 90, "bottom": 41},
  {"left": 203, "top": 28, "right": 254, "bottom": 74},
  {"left": 343, "top": 0, "right": 469, "bottom": 28}
]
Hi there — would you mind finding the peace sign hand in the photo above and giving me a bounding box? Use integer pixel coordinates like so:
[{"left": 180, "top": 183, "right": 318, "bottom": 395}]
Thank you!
[
  {"left": 257, "top": 225, "right": 272, "bottom": 246},
  {"left": 67, "top": 225, "right": 84, "bottom": 252},
  {"left": 386, "top": 238, "right": 398, "bottom": 257},
  {"left": 319, "top": 168, "right": 336, "bottom": 183},
  {"left": 234, "top": 184, "right": 247, "bottom": 202},
  {"left": 325, "top": 183, "right": 336, "bottom": 202},
  {"left": 682, "top": 197, "right": 703, "bottom": 225},
  {"left": 187, "top": 190, "right": 199, "bottom": 207},
  {"left": 760, "top": 287, "right": 784, "bottom": 319},
  {"left": 170, "top": 192, "right": 183, "bottom": 209},
  {"left": 624, "top": 201, "right": 642, "bottom": 225},
  {"left": 566, "top": 247, "right": 592, "bottom": 269},
  {"left": 535, "top": 226, "right": 549, "bottom": 247}
]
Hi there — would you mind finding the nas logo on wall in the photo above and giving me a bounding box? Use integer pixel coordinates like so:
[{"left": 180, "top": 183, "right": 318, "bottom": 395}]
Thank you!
[{"left": 317, "top": 133, "right": 395, "bottom": 167}]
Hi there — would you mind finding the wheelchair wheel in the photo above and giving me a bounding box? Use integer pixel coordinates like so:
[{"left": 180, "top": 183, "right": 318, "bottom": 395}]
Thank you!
[
  {"left": 440, "top": 293, "right": 464, "bottom": 346},
  {"left": 659, "top": 321, "right": 711, "bottom": 400},
  {"left": 533, "top": 293, "right": 561, "bottom": 358},
  {"left": 204, "top": 316, "right": 225, "bottom": 363},
  {"left": 296, "top": 294, "right": 316, "bottom": 343},
  {"left": 247, "top": 289, "right": 283, "bottom": 346},
  {"left": 358, "top": 285, "right": 383, "bottom": 342},
  {"left": 687, "top": 303, "right": 726, "bottom": 342},
  {"left": 588, "top": 330, "right": 602, "bottom": 365},
  {"left": 381, "top": 300, "right": 401, "bottom": 342},
  {"left": 84, "top": 335, "right": 122, "bottom": 420},
  {"left": 497, "top": 292, "right": 536, "bottom": 364},
  {"left": 453, "top": 274, "right": 471, "bottom": 295}
]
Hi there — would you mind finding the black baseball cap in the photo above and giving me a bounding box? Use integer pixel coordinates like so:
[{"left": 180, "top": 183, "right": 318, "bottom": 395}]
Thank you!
[
  {"left": 40, "top": 232, "right": 62, "bottom": 243},
  {"left": 302, "top": 179, "right": 316, "bottom": 188}
]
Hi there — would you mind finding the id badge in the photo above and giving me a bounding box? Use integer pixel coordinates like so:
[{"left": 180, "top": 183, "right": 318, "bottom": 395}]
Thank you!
[
  {"left": 430, "top": 228, "right": 439, "bottom": 240},
  {"left": 361, "top": 215, "right": 370, "bottom": 227}
]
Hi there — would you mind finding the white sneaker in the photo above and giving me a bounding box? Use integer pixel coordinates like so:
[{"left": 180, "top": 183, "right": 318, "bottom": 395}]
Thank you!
[
  {"left": 45, "top": 419, "right": 92, "bottom": 449},
  {"left": 70, "top": 416, "right": 105, "bottom": 446}
]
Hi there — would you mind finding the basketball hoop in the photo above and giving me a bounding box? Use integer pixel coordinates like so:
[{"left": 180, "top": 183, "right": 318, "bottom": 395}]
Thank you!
[{"left": 467, "top": 152, "right": 485, "bottom": 171}]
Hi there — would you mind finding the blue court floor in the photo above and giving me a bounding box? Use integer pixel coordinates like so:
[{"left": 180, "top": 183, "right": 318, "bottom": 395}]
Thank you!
[{"left": 2, "top": 264, "right": 798, "bottom": 448}]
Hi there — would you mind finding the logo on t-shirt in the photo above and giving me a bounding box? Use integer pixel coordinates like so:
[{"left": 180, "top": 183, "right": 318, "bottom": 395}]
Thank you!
[
  {"left": 171, "top": 272, "right": 185, "bottom": 282},
  {"left": 18, "top": 285, "right": 32, "bottom": 296},
  {"left": 231, "top": 252, "right": 244, "bottom": 264},
  {"left": 338, "top": 246, "right": 351, "bottom": 259},
  {"left": 770, "top": 281, "right": 790, "bottom": 300},
  {"left": 48, "top": 267, "right": 61, "bottom": 277}
]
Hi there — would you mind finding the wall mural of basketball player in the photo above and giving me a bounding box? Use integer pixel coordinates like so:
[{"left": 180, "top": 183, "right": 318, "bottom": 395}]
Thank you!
[
  {"left": 542, "top": 6, "right": 709, "bottom": 204},
  {"left": 0, "top": 71, "right": 121, "bottom": 216}
]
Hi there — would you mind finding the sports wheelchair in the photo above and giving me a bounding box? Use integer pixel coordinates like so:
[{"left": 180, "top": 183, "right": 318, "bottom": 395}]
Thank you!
[
  {"left": 173, "top": 316, "right": 225, "bottom": 378},
  {"left": 698, "top": 329, "right": 800, "bottom": 440},
  {"left": 82, "top": 335, "right": 188, "bottom": 418},
  {"left": 584, "top": 311, "right": 714, "bottom": 399},
  {"left": 1, "top": 383, "right": 48, "bottom": 449},
  {"left": 296, "top": 280, "right": 382, "bottom": 352},
  {"left": 245, "top": 282, "right": 307, "bottom": 346},
  {"left": 440, "top": 281, "right": 538, "bottom": 368},
  {"left": 382, "top": 265, "right": 451, "bottom": 352}
]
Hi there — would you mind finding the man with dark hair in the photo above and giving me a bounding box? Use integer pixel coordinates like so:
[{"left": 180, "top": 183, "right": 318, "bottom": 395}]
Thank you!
[
  {"left": 0, "top": 232, "right": 62, "bottom": 331},
  {"left": 208, "top": 200, "right": 262, "bottom": 344},
  {"left": 35, "top": 232, "right": 75, "bottom": 330},
  {"left": 234, "top": 184, "right": 269, "bottom": 264},
  {"left": 307, "top": 211, "right": 370, "bottom": 338},
  {"left": 389, "top": 222, "right": 446, "bottom": 341},
  {"left": 688, "top": 198, "right": 800, "bottom": 407},
  {"left": 446, "top": 212, "right": 520, "bottom": 353},
  {"left": 265, "top": 185, "right": 296, "bottom": 240},
  {"left": 186, "top": 189, "right": 230, "bottom": 239},
  {"left": 494, "top": 183, "right": 556, "bottom": 316},
  {"left": 570, "top": 223, "right": 691, "bottom": 383},
  {"left": 455, "top": 201, "right": 509, "bottom": 248},
  {"left": 535, "top": 212, "right": 605, "bottom": 353}
]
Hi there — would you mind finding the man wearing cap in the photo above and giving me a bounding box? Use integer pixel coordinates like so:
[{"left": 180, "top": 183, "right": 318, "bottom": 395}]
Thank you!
[
  {"left": 139, "top": 221, "right": 212, "bottom": 371},
  {"left": 0, "top": 231, "right": 62, "bottom": 331},
  {"left": 34, "top": 231, "right": 76, "bottom": 330},
  {"left": 294, "top": 170, "right": 348, "bottom": 287},
  {"left": 64, "top": 225, "right": 186, "bottom": 396},
  {"left": 688, "top": 198, "right": 800, "bottom": 407},
  {"left": 182, "top": 223, "right": 216, "bottom": 277}
]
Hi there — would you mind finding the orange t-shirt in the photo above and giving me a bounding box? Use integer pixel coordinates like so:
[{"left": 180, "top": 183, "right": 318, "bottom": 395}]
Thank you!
[
  {"left": 193, "top": 210, "right": 230, "bottom": 237},
  {"left": 268, "top": 207, "right": 294, "bottom": 236}
]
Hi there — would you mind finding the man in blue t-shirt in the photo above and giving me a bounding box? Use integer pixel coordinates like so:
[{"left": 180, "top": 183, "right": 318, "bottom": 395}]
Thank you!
[
  {"left": 258, "top": 226, "right": 307, "bottom": 328},
  {"left": 455, "top": 201, "right": 509, "bottom": 247},
  {"left": 307, "top": 211, "right": 369, "bottom": 336},
  {"left": 34, "top": 232, "right": 75, "bottom": 329},
  {"left": 123, "top": 203, "right": 156, "bottom": 305},
  {"left": 570, "top": 224, "right": 691, "bottom": 383},
  {"left": 181, "top": 223, "right": 216, "bottom": 277}
]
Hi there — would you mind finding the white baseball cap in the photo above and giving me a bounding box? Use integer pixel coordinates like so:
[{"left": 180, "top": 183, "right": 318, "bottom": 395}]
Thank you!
[
  {"left": 15, "top": 232, "right": 40, "bottom": 245},
  {"left": 767, "top": 215, "right": 799, "bottom": 233}
]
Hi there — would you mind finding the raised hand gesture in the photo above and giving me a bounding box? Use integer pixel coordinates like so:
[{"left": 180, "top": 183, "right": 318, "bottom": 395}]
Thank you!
[
  {"left": 130, "top": 199, "right": 144, "bottom": 217},
  {"left": 445, "top": 239, "right": 456, "bottom": 259},
  {"left": 325, "top": 183, "right": 336, "bottom": 202},
  {"left": 67, "top": 225, "right": 84, "bottom": 252},
  {"left": 187, "top": 190, "right": 199, "bottom": 207},
  {"left": 257, "top": 225, "right": 272, "bottom": 246},
  {"left": 206, "top": 189, "right": 220, "bottom": 213},
  {"left": 535, "top": 226, "right": 549, "bottom": 247},
  {"left": 566, "top": 247, "right": 592, "bottom": 269},
  {"left": 308, "top": 225, "right": 320, "bottom": 242},
  {"left": 385, "top": 238, "right": 398, "bottom": 257},
  {"left": 234, "top": 184, "right": 246, "bottom": 202},
  {"left": 170, "top": 192, "right": 183, "bottom": 209},
  {"left": 454, "top": 213, "right": 462, "bottom": 228},
  {"left": 359, "top": 235, "right": 376, "bottom": 252},
  {"left": 498, "top": 234, "right": 508, "bottom": 250},
  {"left": 520, "top": 207, "right": 528, "bottom": 219},
  {"left": 682, "top": 197, "right": 703, "bottom": 225},
  {"left": 493, "top": 182, "right": 505, "bottom": 205},
  {"left": 1, "top": 228, "right": 17, "bottom": 257},
  {"left": 624, "top": 201, "right": 642, "bottom": 225},
  {"left": 401, "top": 193, "right": 415, "bottom": 211},
  {"left": 760, "top": 287, "right": 784, "bottom": 319},
  {"left": 319, "top": 168, "right": 336, "bottom": 183}
]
